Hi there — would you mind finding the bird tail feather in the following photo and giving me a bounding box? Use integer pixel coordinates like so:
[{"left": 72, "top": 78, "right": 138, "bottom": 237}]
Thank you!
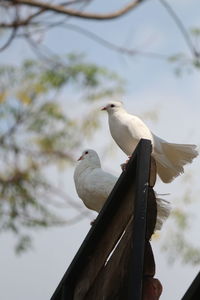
[
  {"left": 155, "top": 197, "right": 171, "bottom": 231},
  {"left": 154, "top": 143, "right": 198, "bottom": 183}
]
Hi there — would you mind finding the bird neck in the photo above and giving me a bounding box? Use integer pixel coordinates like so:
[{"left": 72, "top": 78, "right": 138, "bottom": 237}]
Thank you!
[
  {"left": 108, "top": 109, "right": 128, "bottom": 123},
  {"left": 108, "top": 108, "right": 127, "bottom": 117},
  {"left": 75, "top": 159, "right": 101, "bottom": 177}
]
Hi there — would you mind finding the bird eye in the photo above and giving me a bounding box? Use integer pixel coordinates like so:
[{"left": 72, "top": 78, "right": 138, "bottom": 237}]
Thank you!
[
  {"left": 110, "top": 104, "right": 115, "bottom": 108},
  {"left": 85, "top": 151, "right": 88, "bottom": 154}
]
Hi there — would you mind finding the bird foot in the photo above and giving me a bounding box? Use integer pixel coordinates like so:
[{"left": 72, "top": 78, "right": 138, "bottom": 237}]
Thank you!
[
  {"left": 120, "top": 163, "right": 127, "bottom": 171},
  {"left": 120, "top": 158, "right": 130, "bottom": 171},
  {"left": 90, "top": 218, "right": 96, "bottom": 226}
]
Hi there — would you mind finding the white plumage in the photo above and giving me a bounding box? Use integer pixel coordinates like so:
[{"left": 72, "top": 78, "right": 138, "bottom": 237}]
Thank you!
[
  {"left": 102, "top": 101, "right": 198, "bottom": 183},
  {"left": 74, "top": 149, "right": 171, "bottom": 231},
  {"left": 74, "top": 149, "right": 117, "bottom": 213}
]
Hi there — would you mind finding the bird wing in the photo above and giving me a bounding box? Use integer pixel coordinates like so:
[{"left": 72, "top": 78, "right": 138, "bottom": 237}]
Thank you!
[
  {"left": 109, "top": 112, "right": 153, "bottom": 156},
  {"left": 126, "top": 114, "right": 153, "bottom": 141},
  {"left": 87, "top": 168, "right": 117, "bottom": 199},
  {"left": 77, "top": 168, "right": 117, "bottom": 212}
]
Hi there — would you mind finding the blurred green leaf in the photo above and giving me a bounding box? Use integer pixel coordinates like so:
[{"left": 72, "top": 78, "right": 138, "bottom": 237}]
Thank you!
[{"left": 0, "top": 54, "right": 124, "bottom": 253}]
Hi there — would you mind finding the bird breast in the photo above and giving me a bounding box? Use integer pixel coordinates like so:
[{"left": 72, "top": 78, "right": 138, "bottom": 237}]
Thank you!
[
  {"left": 108, "top": 112, "right": 151, "bottom": 156},
  {"left": 74, "top": 167, "right": 116, "bottom": 212}
]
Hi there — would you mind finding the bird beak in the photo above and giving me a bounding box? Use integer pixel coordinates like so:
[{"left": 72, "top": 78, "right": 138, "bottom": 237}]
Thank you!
[
  {"left": 77, "top": 155, "right": 83, "bottom": 161},
  {"left": 101, "top": 106, "right": 106, "bottom": 111}
]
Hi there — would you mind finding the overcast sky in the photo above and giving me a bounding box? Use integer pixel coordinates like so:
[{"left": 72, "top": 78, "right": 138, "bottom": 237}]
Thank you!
[{"left": 0, "top": 1, "right": 200, "bottom": 299}]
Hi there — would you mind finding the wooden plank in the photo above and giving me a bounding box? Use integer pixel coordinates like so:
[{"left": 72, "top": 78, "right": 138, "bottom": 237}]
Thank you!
[
  {"left": 149, "top": 156, "right": 157, "bottom": 187},
  {"left": 143, "top": 241, "right": 155, "bottom": 277},
  {"left": 50, "top": 139, "right": 153, "bottom": 300},
  {"left": 146, "top": 187, "right": 157, "bottom": 240},
  {"left": 74, "top": 184, "right": 135, "bottom": 299},
  {"left": 51, "top": 173, "right": 134, "bottom": 300},
  {"left": 83, "top": 185, "right": 157, "bottom": 299},
  {"left": 181, "top": 272, "right": 200, "bottom": 300},
  {"left": 84, "top": 217, "right": 134, "bottom": 300},
  {"left": 142, "top": 277, "right": 163, "bottom": 300},
  {"left": 127, "top": 139, "right": 152, "bottom": 300}
]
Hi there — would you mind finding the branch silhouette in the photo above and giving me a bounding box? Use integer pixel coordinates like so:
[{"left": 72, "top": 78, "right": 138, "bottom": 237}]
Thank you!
[{"left": 13, "top": 0, "right": 145, "bottom": 20}]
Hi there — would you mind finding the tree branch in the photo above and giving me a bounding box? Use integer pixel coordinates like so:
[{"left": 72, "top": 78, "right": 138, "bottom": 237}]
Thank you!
[
  {"left": 0, "top": 113, "right": 24, "bottom": 144},
  {"left": 159, "top": 0, "right": 198, "bottom": 57},
  {"left": 0, "top": 4, "right": 19, "bottom": 50},
  {"left": 0, "top": 26, "right": 17, "bottom": 51},
  {"left": 58, "top": 23, "right": 169, "bottom": 60},
  {"left": 0, "top": 0, "right": 92, "bottom": 28},
  {"left": 13, "top": 0, "right": 145, "bottom": 20},
  {"left": 0, "top": 18, "right": 39, "bottom": 28}
]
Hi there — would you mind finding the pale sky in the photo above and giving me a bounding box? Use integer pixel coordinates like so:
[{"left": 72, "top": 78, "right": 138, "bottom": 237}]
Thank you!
[{"left": 0, "top": 1, "right": 200, "bottom": 299}]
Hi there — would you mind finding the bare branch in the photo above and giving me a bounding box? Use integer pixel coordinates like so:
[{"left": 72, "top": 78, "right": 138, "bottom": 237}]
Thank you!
[
  {"left": 0, "top": 17, "right": 40, "bottom": 28},
  {"left": 44, "top": 183, "right": 93, "bottom": 218},
  {"left": 0, "top": 0, "right": 92, "bottom": 28},
  {"left": 0, "top": 4, "right": 19, "bottom": 50},
  {"left": 0, "top": 112, "right": 23, "bottom": 143},
  {"left": 59, "top": 23, "right": 169, "bottom": 60},
  {"left": 0, "top": 26, "right": 17, "bottom": 51},
  {"left": 13, "top": 0, "right": 145, "bottom": 20},
  {"left": 21, "top": 147, "right": 76, "bottom": 163},
  {"left": 59, "top": 0, "right": 92, "bottom": 7},
  {"left": 24, "top": 33, "right": 65, "bottom": 67},
  {"left": 159, "top": 0, "right": 199, "bottom": 57}
]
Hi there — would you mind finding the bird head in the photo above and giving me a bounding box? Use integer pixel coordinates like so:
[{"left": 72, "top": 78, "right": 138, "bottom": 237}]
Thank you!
[
  {"left": 77, "top": 149, "right": 101, "bottom": 167},
  {"left": 101, "top": 101, "right": 123, "bottom": 114}
]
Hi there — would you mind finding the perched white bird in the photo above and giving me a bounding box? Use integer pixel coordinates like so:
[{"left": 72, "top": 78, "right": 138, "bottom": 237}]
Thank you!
[
  {"left": 74, "top": 149, "right": 171, "bottom": 230},
  {"left": 102, "top": 101, "right": 198, "bottom": 183},
  {"left": 74, "top": 149, "right": 117, "bottom": 213}
]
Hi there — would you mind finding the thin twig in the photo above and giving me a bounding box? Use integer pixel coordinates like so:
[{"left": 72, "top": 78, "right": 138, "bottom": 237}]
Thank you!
[
  {"left": 24, "top": 33, "right": 63, "bottom": 66},
  {"left": 20, "top": 147, "right": 76, "bottom": 163},
  {"left": 43, "top": 183, "right": 94, "bottom": 222},
  {"left": 58, "top": 23, "right": 169, "bottom": 60},
  {"left": 159, "top": 0, "right": 198, "bottom": 57},
  {"left": 0, "top": 0, "right": 92, "bottom": 27},
  {"left": 0, "top": 5, "right": 18, "bottom": 51},
  {"left": 0, "top": 26, "right": 17, "bottom": 51},
  {"left": 19, "top": 19, "right": 169, "bottom": 61},
  {"left": 0, "top": 113, "right": 23, "bottom": 143}
]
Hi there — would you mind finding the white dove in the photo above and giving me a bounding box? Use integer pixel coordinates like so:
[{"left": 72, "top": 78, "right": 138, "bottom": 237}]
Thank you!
[
  {"left": 74, "top": 149, "right": 116, "bottom": 213},
  {"left": 74, "top": 149, "right": 171, "bottom": 230},
  {"left": 101, "top": 101, "right": 198, "bottom": 183}
]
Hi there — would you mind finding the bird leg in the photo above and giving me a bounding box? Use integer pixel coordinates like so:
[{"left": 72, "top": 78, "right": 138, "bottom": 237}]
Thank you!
[
  {"left": 90, "top": 218, "right": 96, "bottom": 226},
  {"left": 120, "top": 156, "right": 131, "bottom": 171}
]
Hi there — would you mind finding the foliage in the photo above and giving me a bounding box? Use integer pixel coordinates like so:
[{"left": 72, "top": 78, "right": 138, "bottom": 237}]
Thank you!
[{"left": 0, "top": 54, "right": 124, "bottom": 252}]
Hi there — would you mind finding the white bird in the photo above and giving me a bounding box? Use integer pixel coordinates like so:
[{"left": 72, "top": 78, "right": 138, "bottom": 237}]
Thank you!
[
  {"left": 74, "top": 149, "right": 116, "bottom": 213},
  {"left": 101, "top": 101, "right": 198, "bottom": 183},
  {"left": 74, "top": 149, "right": 171, "bottom": 230}
]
